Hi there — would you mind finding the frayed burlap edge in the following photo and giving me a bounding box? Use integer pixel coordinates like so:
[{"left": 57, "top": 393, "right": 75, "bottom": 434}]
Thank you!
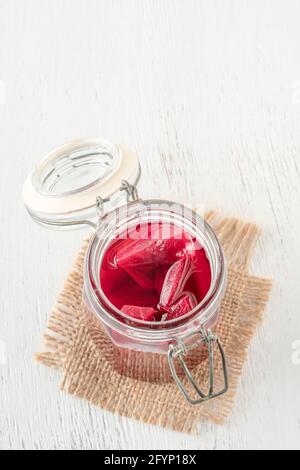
[{"left": 36, "top": 212, "right": 272, "bottom": 434}]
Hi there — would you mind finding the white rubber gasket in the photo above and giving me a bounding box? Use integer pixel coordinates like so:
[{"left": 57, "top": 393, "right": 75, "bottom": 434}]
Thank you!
[{"left": 23, "top": 139, "right": 139, "bottom": 216}]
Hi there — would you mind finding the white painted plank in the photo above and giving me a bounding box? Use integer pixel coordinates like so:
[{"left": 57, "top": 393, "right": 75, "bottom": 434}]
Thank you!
[{"left": 0, "top": 0, "right": 299, "bottom": 450}]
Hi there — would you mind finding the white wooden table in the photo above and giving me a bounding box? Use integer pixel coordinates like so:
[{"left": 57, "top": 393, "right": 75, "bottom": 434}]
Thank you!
[{"left": 1, "top": 0, "right": 300, "bottom": 450}]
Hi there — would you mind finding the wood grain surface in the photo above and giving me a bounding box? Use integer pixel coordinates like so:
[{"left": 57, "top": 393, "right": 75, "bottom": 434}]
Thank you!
[{"left": 0, "top": 0, "right": 299, "bottom": 450}]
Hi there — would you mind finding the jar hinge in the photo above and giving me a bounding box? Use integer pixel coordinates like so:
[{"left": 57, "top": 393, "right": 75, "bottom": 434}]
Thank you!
[{"left": 96, "top": 180, "right": 139, "bottom": 219}]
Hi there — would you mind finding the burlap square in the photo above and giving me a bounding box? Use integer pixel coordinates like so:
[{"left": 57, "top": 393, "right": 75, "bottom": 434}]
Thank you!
[{"left": 36, "top": 211, "right": 272, "bottom": 434}]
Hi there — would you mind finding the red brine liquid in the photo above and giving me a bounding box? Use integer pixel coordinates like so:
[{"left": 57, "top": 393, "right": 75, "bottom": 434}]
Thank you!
[{"left": 100, "top": 222, "right": 212, "bottom": 322}]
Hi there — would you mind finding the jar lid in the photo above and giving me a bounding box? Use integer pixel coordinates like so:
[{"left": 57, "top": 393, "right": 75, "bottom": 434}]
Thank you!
[{"left": 23, "top": 138, "right": 141, "bottom": 229}]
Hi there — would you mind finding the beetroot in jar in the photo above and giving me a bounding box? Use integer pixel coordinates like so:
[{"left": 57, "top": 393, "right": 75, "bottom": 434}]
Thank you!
[
  {"left": 85, "top": 198, "right": 228, "bottom": 400},
  {"left": 100, "top": 222, "right": 212, "bottom": 322}
]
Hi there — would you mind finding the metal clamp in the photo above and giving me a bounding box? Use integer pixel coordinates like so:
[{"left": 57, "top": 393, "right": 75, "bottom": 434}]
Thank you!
[
  {"left": 96, "top": 196, "right": 110, "bottom": 218},
  {"left": 168, "top": 327, "right": 228, "bottom": 405},
  {"left": 120, "top": 180, "right": 139, "bottom": 202},
  {"left": 96, "top": 180, "right": 139, "bottom": 219}
]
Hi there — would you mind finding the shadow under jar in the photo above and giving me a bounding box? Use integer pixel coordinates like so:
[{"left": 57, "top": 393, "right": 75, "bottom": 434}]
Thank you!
[{"left": 23, "top": 138, "right": 229, "bottom": 405}]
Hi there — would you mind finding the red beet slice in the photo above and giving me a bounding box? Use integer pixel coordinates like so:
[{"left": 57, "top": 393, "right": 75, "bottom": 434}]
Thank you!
[
  {"left": 154, "top": 267, "right": 169, "bottom": 293},
  {"left": 114, "top": 225, "right": 196, "bottom": 269},
  {"left": 189, "top": 248, "right": 212, "bottom": 301},
  {"left": 121, "top": 305, "right": 157, "bottom": 321},
  {"left": 114, "top": 239, "right": 155, "bottom": 268},
  {"left": 165, "top": 292, "right": 198, "bottom": 320},
  {"left": 124, "top": 266, "right": 155, "bottom": 290},
  {"left": 159, "top": 256, "right": 196, "bottom": 308}
]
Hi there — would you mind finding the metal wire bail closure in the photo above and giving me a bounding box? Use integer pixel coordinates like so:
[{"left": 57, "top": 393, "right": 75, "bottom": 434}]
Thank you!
[
  {"left": 96, "top": 180, "right": 139, "bottom": 219},
  {"left": 120, "top": 180, "right": 139, "bottom": 202},
  {"left": 168, "top": 327, "right": 229, "bottom": 405}
]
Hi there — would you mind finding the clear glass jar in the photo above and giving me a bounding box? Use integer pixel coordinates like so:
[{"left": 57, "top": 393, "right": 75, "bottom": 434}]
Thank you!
[
  {"left": 83, "top": 199, "right": 227, "bottom": 387},
  {"left": 23, "top": 138, "right": 229, "bottom": 405}
]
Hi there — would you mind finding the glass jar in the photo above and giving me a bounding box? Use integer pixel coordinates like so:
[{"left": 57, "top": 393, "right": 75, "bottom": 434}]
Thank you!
[{"left": 23, "top": 138, "right": 228, "bottom": 405}]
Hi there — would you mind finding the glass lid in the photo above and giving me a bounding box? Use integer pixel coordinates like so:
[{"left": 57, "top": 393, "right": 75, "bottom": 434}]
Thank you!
[{"left": 23, "top": 138, "right": 141, "bottom": 229}]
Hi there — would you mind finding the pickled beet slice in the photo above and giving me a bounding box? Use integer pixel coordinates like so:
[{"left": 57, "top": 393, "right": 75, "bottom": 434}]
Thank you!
[
  {"left": 114, "top": 228, "right": 196, "bottom": 269},
  {"left": 121, "top": 305, "right": 158, "bottom": 321},
  {"left": 124, "top": 266, "right": 155, "bottom": 290},
  {"left": 154, "top": 267, "right": 169, "bottom": 293},
  {"left": 159, "top": 256, "right": 196, "bottom": 308},
  {"left": 189, "top": 248, "right": 212, "bottom": 301},
  {"left": 165, "top": 292, "right": 198, "bottom": 320},
  {"left": 115, "top": 239, "right": 158, "bottom": 268}
]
